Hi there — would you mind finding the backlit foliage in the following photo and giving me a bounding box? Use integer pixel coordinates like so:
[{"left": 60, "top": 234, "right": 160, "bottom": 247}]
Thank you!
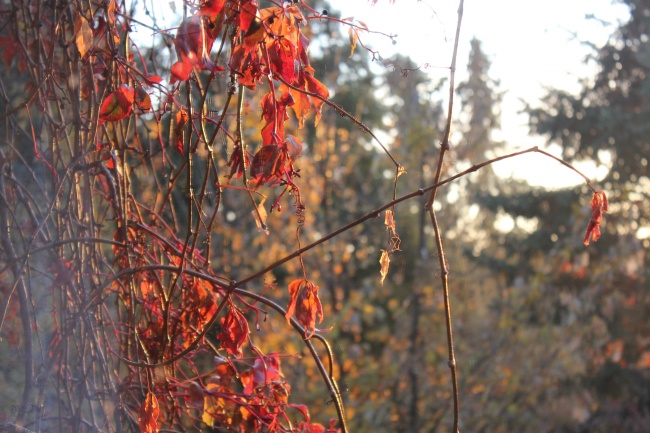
[{"left": 0, "top": 0, "right": 610, "bottom": 432}]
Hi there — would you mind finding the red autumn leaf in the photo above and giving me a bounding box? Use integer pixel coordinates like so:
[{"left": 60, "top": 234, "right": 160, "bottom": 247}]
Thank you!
[
  {"left": 283, "top": 82, "right": 311, "bottom": 128},
  {"left": 285, "top": 279, "right": 323, "bottom": 338},
  {"left": 303, "top": 66, "right": 329, "bottom": 125},
  {"left": 262, "top": 6, "right": 303, "bottom": 47},
  {"left": 327, "top": 419, "right": 341, "bottom": 433},
  {"left": 269, "top": 38, "right": 298, "bottom": 84},
  {"left": 583, "top": 190, "right": 608, "bottom": 246},
  {"left": 241, "top": 354, "right": 283, "bottom": 395},
  {"left": 198, "top": 0, "right": 226, "bottom": 17},
  {"left": 170, "top": 15, "right": 223, "bottom": 83},
  {"left": 138, "top": 392, "right": 159, "bottom": 433},
  {"left": 226, "top": 144, "right": 248, "bottom": 181},
  {"left": 99, "top": 84, "right": 134, "bottom": 122},
  {"left": 238, "top": 0, "right": 259, "bottom": 33},
  {"left": 250, "top": 145, "right": 286, "bottom": 186},
  {"left": 297, "top": 422, "right": 326, "bottom": 433},
  {"left": 145, "top": 74, "right": 163, "bottom": 85},
  {"left": 217, "top": 307, "right": 249, "bottom": 356},
  {"left": 0, "top": 36, "right": 17, "bottom": 68},
  {"left": 290, "top": 404, "right": 311, "bottom": 422},
  {"left": 260, "top": 91, "right": 292, "bottom": 146}
]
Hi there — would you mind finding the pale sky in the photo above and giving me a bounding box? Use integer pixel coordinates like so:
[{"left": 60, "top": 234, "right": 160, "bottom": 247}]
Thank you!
[
  {"left": 329, "top": 0, "right": 631, "bottom": 187},
  {"left": 133, "top": 0, "right": 630, "bottom": 187}
]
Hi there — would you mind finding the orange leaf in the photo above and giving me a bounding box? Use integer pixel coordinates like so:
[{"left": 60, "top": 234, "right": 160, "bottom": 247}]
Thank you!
[
  {"left": 285, "top": 279, "right": 323, "bottom": 338},
  {"left": 173, "top": 110, "right": 189, "bottom": 155},
  {"left": 379, "top": 250, "right": 390, "bottom": 285},
  {"left": 135, "top": 86, "right": 152, "bottom": 111},
  {"left": 583, "top": 190, "right": 608, "bottom": 246},
  {"left": 138, "top": 392, "right": 159, "bottom": 433},
  {"left": 99, "top": 84, "right": 134, "bottom": 122},
  {"left": 73, "top": 11, "right": 93, "bottom": 58},
  {"left": 303, "top": 67, "right": 329, "bottom": 125}
]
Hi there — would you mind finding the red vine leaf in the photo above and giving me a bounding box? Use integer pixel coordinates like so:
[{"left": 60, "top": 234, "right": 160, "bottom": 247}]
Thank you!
[
  {"left": 99, "top": 84, "right": 134, "bottom": 122},
  {"left": 138, "top": 392, "right": 159, "bottom": 433},
  {"left": 198, "top": 0, "right": 227, "bottom": 17},
  {"left": 226, "top": 144, "right": 248, "bottom": 181},
  {"left": 250, "top": 145, "right": 286, "bottom": 186},
  {"left": 237, "top": 0, "right": 259, "bottom": 33},
  {"left": 0, "top": 36, "right": 17, "bottom": 68},
  {"left": 241, "top": 354, "right": 283, "bottom": 395},
  {"left": 145, "top": 74, "right": 163, "bottom": 84},
  {"left": 269, "top": 38, "right": 298, "bottom": 84},
  {"left": 285, "top": 279, "right": 323, "bottom": 338},
  {"left": 170, "top": 15, "right": 223, "bottom": 83},
  {"left": 297, "top": 422, "right": 326, "bottom": 433},
  {"left": 217, "top": 307, "right": 249, "bottom": 356},
  {"left": 583, "top": 190, "right": 608, "bottom": 246},
  {"left": 303, "top": 67, "right": 329, "bottom": 125}
]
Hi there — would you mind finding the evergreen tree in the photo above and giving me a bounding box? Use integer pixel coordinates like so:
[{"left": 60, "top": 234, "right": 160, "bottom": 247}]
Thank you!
[{"left": 471, "top": 1, "right": 649, "bottom": 431}]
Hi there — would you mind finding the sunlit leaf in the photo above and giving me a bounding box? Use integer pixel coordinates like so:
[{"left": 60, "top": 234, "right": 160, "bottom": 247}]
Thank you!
[
  {"left": 285, "top": 279, "right": 323, "bottom": 338},
  {"left": 73, "top": 11, "right": 93, "bottom": 58},
  {"left": 379, "top": 250, "right": 390, "bottom": 285},
  {"left": 135, "top": 86, "right": 152, "bottom": 111},
  {"left": 99, "top": 84, "right": 134, "bottom": 122},
  {"left": 303, "top": 67, "right": 329, "bottom": 125},
  {"left": 170, "top": 14, "right": 223, "bottom": 83},
  {"left": 583, "top": 190, "right": 608, "bottom": 246},
  {"left": 138, "top": 392, "right": 159, "bottom": 433}
]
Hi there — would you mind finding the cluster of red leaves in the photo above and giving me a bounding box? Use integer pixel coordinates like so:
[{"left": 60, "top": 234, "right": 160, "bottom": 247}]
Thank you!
[
  {"left": 583, "top": 190, "right": 608, "bottom": 246},
  {"left": 285, "top": 279, "right": 324, "bottom": 338}
]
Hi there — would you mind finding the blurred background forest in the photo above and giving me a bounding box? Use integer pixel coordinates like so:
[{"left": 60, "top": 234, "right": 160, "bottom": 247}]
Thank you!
[{"left": 0, "top": 0, "right": 648, "bottom": 432}]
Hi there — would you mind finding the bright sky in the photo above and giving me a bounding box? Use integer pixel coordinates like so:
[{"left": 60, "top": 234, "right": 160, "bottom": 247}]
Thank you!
[
  {"left": 329, "top": 0, "right": 631, "bottom": 187},
  {"left": 134, "top": 0, "right": 630, "bottom": 187}
]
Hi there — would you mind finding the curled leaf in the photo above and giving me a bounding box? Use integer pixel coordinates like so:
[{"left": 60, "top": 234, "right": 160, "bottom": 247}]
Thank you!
[
  {"left": 583, "top": 190, "right": 608, "bottom": 246},
  {"left": 285, "top": 279, "right": 323, "bottom": 338},
  {"left": 173, "top": 110, "right": 189, "bottom": 155},
  {"left": 217, "top": 307, "right": 249, "bottom": 356},
  {"left": 379, "top": 250, "right": 390, "bottom": 285}
]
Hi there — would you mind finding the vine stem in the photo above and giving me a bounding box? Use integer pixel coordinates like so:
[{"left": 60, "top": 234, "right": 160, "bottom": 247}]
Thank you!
[
  {"left": 88, "top": 145, "right": 591, "bottom": 429},
  {"left": 425, "top": 1, "right": 464, "bottom": 432}
]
